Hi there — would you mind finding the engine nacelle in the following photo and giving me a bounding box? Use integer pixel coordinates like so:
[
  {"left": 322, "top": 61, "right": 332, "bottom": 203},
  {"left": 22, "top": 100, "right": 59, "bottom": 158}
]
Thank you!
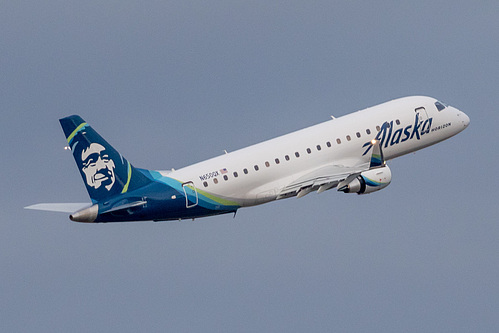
[{"left": 337, "top": 166, "right": 392, "bottom": 195}]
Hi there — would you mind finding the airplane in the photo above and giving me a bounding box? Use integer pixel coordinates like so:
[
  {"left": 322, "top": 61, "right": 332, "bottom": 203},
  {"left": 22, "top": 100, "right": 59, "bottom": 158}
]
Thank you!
[{"left": 25, "top": 96, "right": 469, "bottom": 223}]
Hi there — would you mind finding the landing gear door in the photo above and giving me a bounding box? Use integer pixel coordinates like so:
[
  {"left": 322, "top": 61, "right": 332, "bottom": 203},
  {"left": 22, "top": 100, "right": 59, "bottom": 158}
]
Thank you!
[{"left": 182, "top": 181, "right": 198, "bottom": 208}]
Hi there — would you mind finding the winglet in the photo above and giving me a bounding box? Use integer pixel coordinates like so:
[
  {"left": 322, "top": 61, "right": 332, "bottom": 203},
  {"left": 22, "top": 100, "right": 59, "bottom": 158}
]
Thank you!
[{"left": 369, "top": 139, "right": 385, "bottom": 168}]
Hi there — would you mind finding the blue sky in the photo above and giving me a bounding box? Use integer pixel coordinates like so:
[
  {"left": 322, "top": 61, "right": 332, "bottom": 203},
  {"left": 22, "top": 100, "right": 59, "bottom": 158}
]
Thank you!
[{"left": 1, "top": 1, "right": 498, "bottom": 332}]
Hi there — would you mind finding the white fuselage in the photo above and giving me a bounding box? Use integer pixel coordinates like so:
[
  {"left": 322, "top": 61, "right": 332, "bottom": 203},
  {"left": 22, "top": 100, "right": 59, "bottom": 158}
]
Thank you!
[{"left": 167, "top": 96, "right": 469, "bottom": 207}]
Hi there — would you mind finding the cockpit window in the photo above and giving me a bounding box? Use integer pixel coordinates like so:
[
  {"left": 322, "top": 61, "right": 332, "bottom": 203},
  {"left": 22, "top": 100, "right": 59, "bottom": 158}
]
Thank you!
[{"left": 435, "top": 101, "right": 447, "bottom": 111}]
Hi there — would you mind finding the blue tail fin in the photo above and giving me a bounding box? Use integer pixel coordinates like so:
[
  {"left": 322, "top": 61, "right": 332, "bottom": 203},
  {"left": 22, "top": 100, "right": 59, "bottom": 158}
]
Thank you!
[{"left": 60, "top": 115, "right": 152, "bottom": 203}]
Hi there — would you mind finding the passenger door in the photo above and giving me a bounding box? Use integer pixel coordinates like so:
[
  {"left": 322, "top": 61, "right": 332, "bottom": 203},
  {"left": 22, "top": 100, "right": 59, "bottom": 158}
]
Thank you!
[
  {"left": 182, "top": 181, "right": 198, "bottom": 208},
  {"left": 415, "top": 107, "right": 428, "bottom": 125}
]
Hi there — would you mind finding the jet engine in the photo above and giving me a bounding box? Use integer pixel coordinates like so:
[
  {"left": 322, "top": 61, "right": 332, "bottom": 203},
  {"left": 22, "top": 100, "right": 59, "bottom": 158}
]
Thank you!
[{"left": 337, "top": 166, "right": 392, "bottom": 194}]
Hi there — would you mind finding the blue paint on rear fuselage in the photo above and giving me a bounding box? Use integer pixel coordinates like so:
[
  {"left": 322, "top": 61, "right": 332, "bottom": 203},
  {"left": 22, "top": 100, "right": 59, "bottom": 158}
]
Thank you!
[{"left": 94, "top": 173, "right": 237, "bottom": 222}]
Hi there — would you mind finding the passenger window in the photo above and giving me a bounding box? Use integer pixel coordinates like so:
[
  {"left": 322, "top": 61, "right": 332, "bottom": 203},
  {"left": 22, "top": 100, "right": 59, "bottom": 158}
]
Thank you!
[
  {"left": 223, "top": 175, "right": 228, "bottom": 181},
  {"left": 243, "top": 168, "right": 248, "bottom": 174},
  {"left": 316, "top": 145, "right": 321, "bottom": 151},
  {"left": 254, "top": 165, "right": 259, "bottom": 171},
  {"left": 285, "top": 155, "right": 290, "bottom": 161},
  {"left": 336, "top": 138, "right": 341, "bottom": 144},
  {"left": 275, "top": 158, "right": 280, "bottom": 164},
  {"left": 306, "top": 148, "right": 311, "bottom": 154},
  {"left": 356, "top": 132, "right": 361, "bottom": 138},
  {"left": 326, "top": 141, "right": 331, "bottom": 148},
  {"left": 295, "top": 152, "right": 300, "bottom": 158},
  {"left": 396, "top": 119, "right": 400, "bottom": 125},
  {"left": 203, "top": 181, "right": 208, "bottom": 187},
  {"left": 376, "top": 125, "right": 381, "bottom": 131},
  {"left": 213, "top": 178, "right": 218, "bottom": 184},
  {"left": 233, "top": 171, "right": 238, "bottom": 178},
  {"left": 346, "top": 135, "right": 351, "bottom": 141},
  {"left": 366, "top": 129, "right": 371, "bottom": 135},
  {"left": 265, "top": 161, "right": 270, "bottom": 167}
]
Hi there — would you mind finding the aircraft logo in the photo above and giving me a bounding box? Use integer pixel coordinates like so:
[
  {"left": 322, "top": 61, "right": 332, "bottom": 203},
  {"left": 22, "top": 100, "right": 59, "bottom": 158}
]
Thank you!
[
  {"left": 81, "top": 143, "right": 116, "bottom": 191},
  {"left": 362, "top": 114, "right": 433, "bottom": 155},
  {"left": 68, "top": 124, "right": 130, "bottom": 202}
]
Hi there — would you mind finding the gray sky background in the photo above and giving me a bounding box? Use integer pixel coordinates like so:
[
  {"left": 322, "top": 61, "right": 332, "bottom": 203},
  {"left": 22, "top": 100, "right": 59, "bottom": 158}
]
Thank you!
[{"left": 1, "top": 1, "right": 498, "bottom": 332}]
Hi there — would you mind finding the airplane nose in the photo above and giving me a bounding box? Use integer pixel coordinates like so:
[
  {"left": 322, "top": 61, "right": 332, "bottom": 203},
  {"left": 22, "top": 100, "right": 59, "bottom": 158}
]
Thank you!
[
  {"left": 460, "top": 112, "right": 470, "bottom": 128},
  {"left": 452, "top": 106, "right": 470, "bottom": 129}
]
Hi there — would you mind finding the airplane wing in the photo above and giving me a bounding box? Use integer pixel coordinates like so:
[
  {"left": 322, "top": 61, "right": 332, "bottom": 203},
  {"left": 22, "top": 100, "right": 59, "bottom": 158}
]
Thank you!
[
  {"left": 276, "top": 161, "right": 369, "bottom": 199},
  {"left": 24, "top": 203, "right": 92, "bottom": 213},
  {"left": 277, "top": 139, "right": 385, "bottom": 199}
]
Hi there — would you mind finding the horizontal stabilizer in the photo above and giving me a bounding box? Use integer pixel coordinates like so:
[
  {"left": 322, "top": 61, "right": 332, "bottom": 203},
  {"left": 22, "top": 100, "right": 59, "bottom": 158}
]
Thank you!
[{"left": 25, "top": 203, "right": 91, "bottom": 213}]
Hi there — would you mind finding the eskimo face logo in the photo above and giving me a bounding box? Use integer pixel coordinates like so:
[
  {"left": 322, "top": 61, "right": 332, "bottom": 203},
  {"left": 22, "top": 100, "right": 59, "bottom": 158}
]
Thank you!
[{"left": 81, "top": 143, "right": 116, "bottom": 191}]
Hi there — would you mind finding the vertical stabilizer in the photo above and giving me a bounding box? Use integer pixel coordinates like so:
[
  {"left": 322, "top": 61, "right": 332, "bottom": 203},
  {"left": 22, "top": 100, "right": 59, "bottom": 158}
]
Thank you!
[{"left": 60, "top": 115, "right": 151, "bottom": 203}]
